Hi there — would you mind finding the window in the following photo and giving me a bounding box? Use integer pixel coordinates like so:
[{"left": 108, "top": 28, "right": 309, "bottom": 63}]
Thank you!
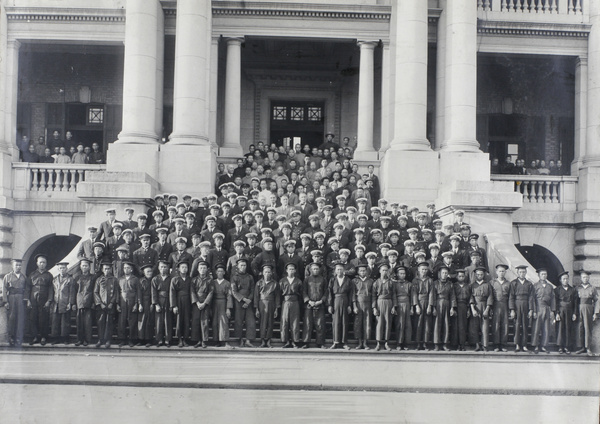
[
  {"left": 273, "top": 106, "right": 287, "bottom": 121},
  {"left": 290, "top": 107, "right": 304, "bottom": 121},
  {"left": 308, "top": 106, "right": 322, "bottom": 121},
  {"left": 88, "top": 107, "right": 104, "bottom": 125}
]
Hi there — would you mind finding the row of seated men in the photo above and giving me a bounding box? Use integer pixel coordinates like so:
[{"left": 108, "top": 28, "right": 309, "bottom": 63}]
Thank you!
[{"left": 2, "top": 245, "right": 598, "bottom": 355}]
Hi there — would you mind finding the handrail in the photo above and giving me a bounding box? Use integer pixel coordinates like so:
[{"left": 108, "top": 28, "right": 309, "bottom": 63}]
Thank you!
[
  {"left": 12, "top": 163, "right": 107, "bottom": 197},
  {"left": 491, "top": 174, "right": 578, "bottom": 205}
]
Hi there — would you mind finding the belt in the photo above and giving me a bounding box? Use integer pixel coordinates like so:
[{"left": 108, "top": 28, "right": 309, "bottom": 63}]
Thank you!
[
  {"left": 515, "top": 296, "right": 530, "bottom": 301},
  {"left": 284, "top": 295, "right": 299, "bottom": 301},
  {"left": 260, "top": 295, "right": 275, "bottom": 300},
  {"left": 395, "top": 296, "right": 410, "bottom": 302},
  {"left": 378, "top": 296, "right": 392, "bottom": 300},
  {"left": 8, "top": 289, "right": 24, "bottom": 295},
  {"left": 356, "top": 295, "right": 371, "bottom": 301},
  {"left": 418, "top": 294, "right": 428, "bottom": 300},
  {"left": 559, "top": 301, "right": 573, "bottom": 306},
  {"left": 580, "top": 299, "right": 594, "bottom": 305},
  {"left": 334, "top": 294, "right": 347, "bottom": 298}
]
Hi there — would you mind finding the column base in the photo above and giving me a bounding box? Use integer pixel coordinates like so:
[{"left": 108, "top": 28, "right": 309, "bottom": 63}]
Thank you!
[
  {"left": 219, "top": 146, "right": 244, "bottom": 158},
  {"left": 106, "top": 143, "right": 160, "bottom": 180},
  {"left": 159, "top": 144, "right": 216, "bottom": 195},
  {"left": 387, "top": 139, "right": 431, "bottom": 151},
  {"left": 438, "top": 151, "right": 490, "bottom": 186},
  {"left": 352, "top": 150, "right": 379, "bottom": 162},
  {"left": 77, "top": 171, "right": 159, "bottom": 228},
  {"left": 380, "top": 149, "right": 439, "bottom": 207},
  {"left": 577, "top": 165, "right": 600, "bottom": 210},
  {"left": 116, "top": 131, "right": 159, "bottom": 145}
]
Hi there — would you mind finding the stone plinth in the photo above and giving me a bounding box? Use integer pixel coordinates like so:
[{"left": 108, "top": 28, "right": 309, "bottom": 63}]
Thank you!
[
  {"left": 380, "top": 149, "right": 439, "bottom": 207},
  {"left": 438, "top": 151, "right": 490, "bottom": 186},
  {"left": 577, "top": 165, "right": 600, "bottom": 210},
  {"left": 106, "top": 143, "right": 160, "bottom": 181},
  {"left": 159, "top": 144, "right": 216, "bottom": 195},
  {"left": 77, "top": 170, "right": 159, "bottom": 227}
]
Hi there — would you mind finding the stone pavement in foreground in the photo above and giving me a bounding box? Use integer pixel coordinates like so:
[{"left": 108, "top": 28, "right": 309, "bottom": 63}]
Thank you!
[{"left": 0, "top": 348, "right": 598, "bottom": 423}]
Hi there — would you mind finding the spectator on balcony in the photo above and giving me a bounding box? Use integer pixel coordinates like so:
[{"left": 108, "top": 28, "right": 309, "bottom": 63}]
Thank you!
[
  {"left": 551, "top": 160, "right": 567, "bottom": 176},
  {"left": 22, "top": 144, "right": 40, "bottom": 163},
  {"left": 17, "top": 135, "right": 31, "bottom": 160},
  {"left": 39, "top": 148, "right": 54, "bottom": 164},
  {"left": 526, "top": 160, "right": 539, "bottom": 175},
  {"left": 55, "top": 147, "right": 71, "bottom": 164},
  {"left": 48, "top": 130, "right": 64, "bottom": 152},
  {"left": 490, "top": 158, "right": 500, "bottom": 174},
  {"left": 499, "top": 156, "right": 514, "bottom": 174},
  {"left": 65, "top": 131, "right": 76, "bottom": 152},
  {"left": 537, "top": 160, "right": 550, "bottom": 176},
  {"left": 71, "top": 144, "right": 89, "bottom": 164},
  {"left": 34, "top": 136, "right": 47, "bottom": 157},
  {"left": 514, "top": 159, "right": 527, "bottom": 175},
  {"left": 88, "top": 142, "right": 105, "bottom": 165}
]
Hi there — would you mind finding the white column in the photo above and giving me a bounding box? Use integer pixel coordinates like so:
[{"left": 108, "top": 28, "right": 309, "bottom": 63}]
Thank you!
[
  {"left": 116, "top": 0, "right": 160, "bottom": 144},
  {"left": 4, "top": 39, "right": 20, "bottom": 159},
  {"left": 380, "top": 41, "right": 391, "bottom": 152},
  {"left": 222, "top": 37, "right": 244, "bottom": 156},
  {"left": 585, "top": 1, "right": 600, "bottom": 164},
  {"left": 169, "top": 0, "right": 211, "bottom": 145},
  {"left": 441, "top": 0, "right": 479, "bottom": 152},
  {"left": 435, "top": 0, "right": 447, "bottom": 150},
  {"left": 572, "top": 57, "right": 587, "bottom": 173},
  {"left": 0, "top": 3, "right": 7, "bottom": 151},
  {"left": 209, "top": 37, "right": 219, "bottom": 149},
  {"left": 388, "top": 0, "right": 430, "bottom": 151},
  {"left": 154, "top": 4, "right": 165, "bottom": 141},
  {"left": 354, "top": 41, "right": 378, "bottom": 160}
]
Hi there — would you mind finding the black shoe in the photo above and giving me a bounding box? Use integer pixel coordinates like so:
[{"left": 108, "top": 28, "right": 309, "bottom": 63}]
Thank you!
[
  {"left": 194, "top": 342, "right": 202, "bottom": 348},
  {"left": 384, "top": 343, "right": 392, "bottom": 351},
  {"left": 178, "top": 340, "right": 184, "bottom": 348},
  {"left": 40, "top": 338, "right": 47, "bottom": 346},
  {"left": 443, "top": 344, "right": 450, "bottom": 351},
  {"left": 83, "top": 341, "right": 88, "bottom": 347},
  {"left": 534, "top": 347, "right": 539, "bottom": 354},
  {"left": 375, "top": 343, "right": 381, "bottom": 351},
  {"left": 75, "top": 341, "right": 82, "bottom": 347},
  {"left": 541, "top": 347, "right": 549, "bottom": 354},
  {"left": 260, "top": 340, "right": 267, "bottom": 348},
  {"left": 202, "top": 342, "right": 207, "bottom": 348},
  {"left": 434, "top": 345, "right": 440, "bottom": 351},
  {"left": 282, "top": 342, "right": 292, "bottom": 348},
  {"left": 105, "top": 342, "right": 111, "bottom": 348},
  {"left": 292, "top": 342, "right": 299, "bottom": 349},
  {"left": 329, "top": 343, "right": 339, "bottom": 350},
  {"left": 302, "top": 343, "right": 309, "bottom": 349},
  {"left": 145, "top": 342, "right": 152, "bottom": 348},
  {"left": 30, "top": 338, "right": 39, "bottom": 346},
  {"left": 95, "top": 341, "right": 102, "bottom": 348}
]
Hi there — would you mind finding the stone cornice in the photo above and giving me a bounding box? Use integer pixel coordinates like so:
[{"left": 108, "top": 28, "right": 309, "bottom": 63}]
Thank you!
[
  {"left": 477, "top": 20, "right": 590, "bottom": 38},
  {"left": 5, "top": 7, "right": 125, "bottom": 23}
]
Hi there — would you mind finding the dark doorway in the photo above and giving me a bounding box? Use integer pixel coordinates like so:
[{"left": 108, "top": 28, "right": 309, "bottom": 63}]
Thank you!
[
  {"left": 270, "top": 101, "right": 325, "bottom": 148},
  {"left": 25, "top": 234, "right": 81, "bottom": 275},
  {"left": 515, "top": 244, "right": 564, "bottom": 284}
]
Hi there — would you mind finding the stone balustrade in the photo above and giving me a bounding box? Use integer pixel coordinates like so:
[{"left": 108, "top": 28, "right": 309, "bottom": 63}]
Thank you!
[
  {"left": 478, "top": 0, "right": 587, "bottom": 23},
  {"left": 491, "top": 174, "right": 578, "bottom": 210},
  {"left": 12, "top": 163, "right": 106, "bottom": 200}
]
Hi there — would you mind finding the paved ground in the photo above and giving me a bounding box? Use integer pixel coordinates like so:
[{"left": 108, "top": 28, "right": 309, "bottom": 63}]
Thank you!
[{"left": 0, "top": 348, "right": 598, "bottom": 423}]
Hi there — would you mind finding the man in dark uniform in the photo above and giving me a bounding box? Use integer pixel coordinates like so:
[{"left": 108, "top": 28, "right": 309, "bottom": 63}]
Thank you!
[
  {"left": 94, "top": 262, "right": 119, "bottom": 348},
  {"left": 152, "top": 260, "right": 172, "bottom": 347},
  {"left": 50, "top": 262, "right": 75, "bottom": 345},
  {"left": 170, "top": 261, "right": 192, "bottom": 347},
  {"left": 28, "top": 254, "right": 53, "bottom": 345},
  {"left": 74, "top": 258, "right": 95, "bottom": 347},
  {"left": 352, "top": 263, "right": 374, "bottom": 350},
  {"left": 98, "top": 208, "right": 118, "bottom": 241},
  {"left": 413, "top": 262, "right": 433, "bottom": 350},
  {"left": 151, "top": 228, "right": 173, "bottom": 264},
  {"left": 133, "top": 233, "right": 159, "bottom": 276},
  {"left": 254, "top": 264, "right": 280, "bottom": 347},
  {"left": 509, "top": 265, "right": 535, "bottom": 352},
  {"left": 469, "top": 267, "right": 494, "bottom": 352},
  {"left": 117, "top": 261, "right": 140, "bottom": 347},
  {"left": 555, "top": 271, "right": 577, "bottom": 354},
  {"left": 373, "top": 263, "right": 394, "bottom": 351},
  {"left": 137, "top": 265, "right": 154, "bottom": 347},
  {"left": 190, "top": 260, "right": 214, "bottom": 348},
  {"left": 430, "top": 265, "right": 457, "bottom": 351},
  {"left": 2, "top": 259, "right": 30, "bottom": 346},
  {"left": 279, "top": 262, "right": 303, "bottom": 348},
  {"left": 328, "top": 262, "right": 353, "bottom": 350},
  {"left": 491, "top": 264, "right": 510, "bottom": 352},
  {"left": 231, "top": 258, "right": 256, "bottom": 347},
  {"left": 575, "top": 270, "right": 599, "bottom": 356},
  {"left": 531, "top": 268, "right": 556, "bottom": 354},
  {"left": 302, "top": 262, "right": 328, "bottom": 349}
]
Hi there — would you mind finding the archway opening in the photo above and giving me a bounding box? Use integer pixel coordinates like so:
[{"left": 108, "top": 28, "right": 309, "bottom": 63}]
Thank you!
[
  {"left": 515, "top": 243, "right": 564, "bottom": 283},
  {"left": 25, "top": 234, "right": 81, "bottom": 275}
]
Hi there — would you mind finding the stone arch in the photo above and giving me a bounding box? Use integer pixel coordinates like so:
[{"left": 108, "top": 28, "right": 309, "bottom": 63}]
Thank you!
[
  {"left": 515, "top": 243, "right": 565, "bottom": 284},
  {"left": 11, "top": 213, "right": 86, "bottom": 260},
  {"left": 23, "top": 234, "right": 82, "bottom": 275}
]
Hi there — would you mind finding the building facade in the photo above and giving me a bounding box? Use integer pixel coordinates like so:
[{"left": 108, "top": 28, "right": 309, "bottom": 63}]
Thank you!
[{"left": 0, "top": 0, "right": 598, "bottom": 343}]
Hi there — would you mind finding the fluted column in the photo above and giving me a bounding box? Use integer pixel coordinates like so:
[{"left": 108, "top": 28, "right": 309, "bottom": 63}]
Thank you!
[
  {"left": 380, "top": 41, "right": 391, "bottom": 152},
  {"left": 116, "top": 0, "right": 161, "bottom": 144},
  {"left": 154, "top": 7, "right": 165, "bottom": 141},
  {"left": 222, "top": 37, "right": 244, "bottom": 155},
  {"left": 209, "top": 37, "right": 219, "bottom": 149},
  {"left": 441, "top": 0, "right": 479, "bottom": 152},
  {"left": 388, "top": 0, "right": 430, "bottom": 151},
  {"left": 435, "top": 0, "right": 447, "bottom": 150},
  {"left": 0, "top": 3, "right": 8, "bottom": 152},
  {"left": 354, "top": 41, "right": 378, "bottom": 160},
  {"left": 4, "top": 39, "right": 20, "bottom": 159},
  {"left": 572, "top": 57, "right": 587, "bottom": 173},
  {"left": 585, "top": 1, "right": 600, "bottom": 164},
  {"left": 169, "top": 0, "right": 211, "bottom": 145}
]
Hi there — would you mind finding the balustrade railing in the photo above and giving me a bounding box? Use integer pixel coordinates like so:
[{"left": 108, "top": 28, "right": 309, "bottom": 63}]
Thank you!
[
  {"left": 12, "top": 163, "right": 106, "bottom": 199},
  {"left": 490, "top": 174, "right": 578, "bottom": 209},
  {"left": 478, "top": 0, "right": 586, "bottom": 22}
]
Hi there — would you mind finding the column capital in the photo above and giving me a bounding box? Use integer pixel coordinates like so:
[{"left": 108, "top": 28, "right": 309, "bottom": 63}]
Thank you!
[
  {"left": 357, "top": 40, "right": 378, "bottom": 49},
  {"left": 7, "top": 39, "right": 21, "bottom": 50},
  {"left": 225, "top": 37, "right": 245, "bottom": 45}
]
